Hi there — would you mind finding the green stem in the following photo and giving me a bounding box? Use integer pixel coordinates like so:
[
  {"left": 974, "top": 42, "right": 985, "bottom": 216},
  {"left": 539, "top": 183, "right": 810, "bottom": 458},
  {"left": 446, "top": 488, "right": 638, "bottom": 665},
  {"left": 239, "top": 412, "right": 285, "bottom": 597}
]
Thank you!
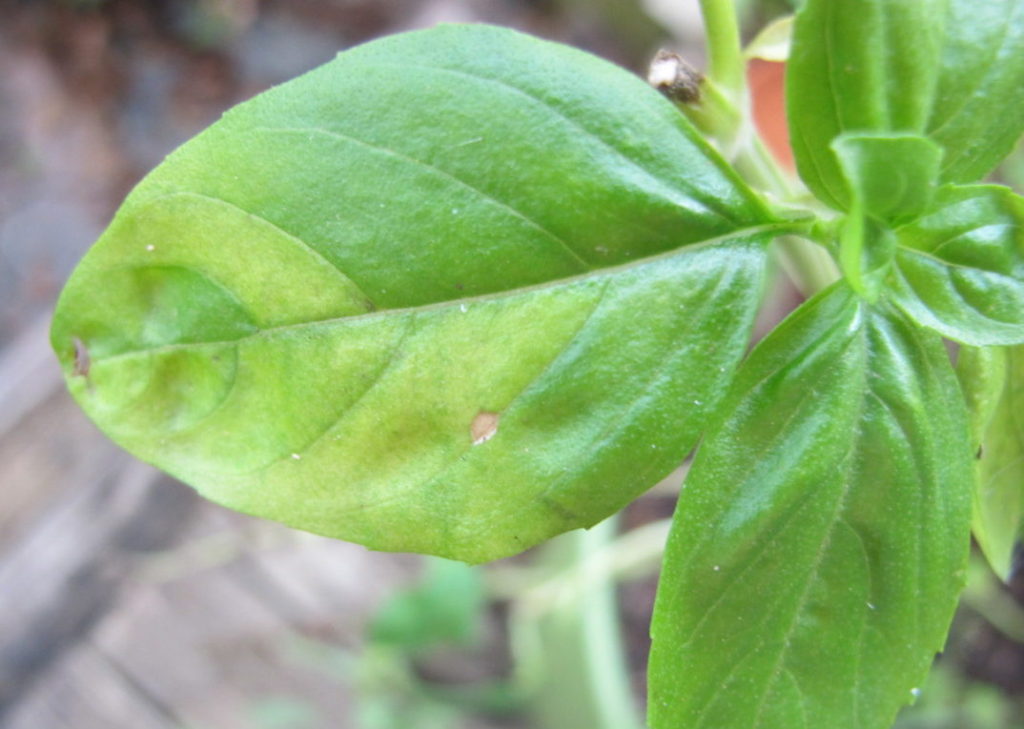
[
  {"left": 717, "top": 77, "right": 839, "bottom": 295},
  {"left": 733, "top": 133, "right": 793, "bottom": 197},
  {"left": 693, "top": 0, "right": 840, "bottom": 296},
  {"left": 698, "top": 0, "right": 747, "bottom": 98},
  {"left": 682, "top": 77, "right": 744, "bottom": 154},
  {"left": 962, "top": 555, "right": 1024, "bottom": 644},
  {"left": 507, "top": 518, "right": 644, "bottom": 729},
  {"left": 775, "top": 236, "right": 840, "bottom": 296},
  {"left": 486, "top": 519, "right": 672, "bottom": 601}
]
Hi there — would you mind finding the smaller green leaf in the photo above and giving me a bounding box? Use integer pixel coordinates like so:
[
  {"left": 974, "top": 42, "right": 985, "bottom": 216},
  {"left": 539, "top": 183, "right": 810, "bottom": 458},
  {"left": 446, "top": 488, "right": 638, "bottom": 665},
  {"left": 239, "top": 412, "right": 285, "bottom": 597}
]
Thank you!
[
  {"left": 832, "top": 134, "right": 942, "bottom": 300},
  {"left": 787, "top": 0, "right": 946, "bottom": 208},
  {"left": 787, "top": 0, "right": 1024, "bottom": 208},
  {"left": 890, "top": 184, "right": 1024, "bottom": 346},
  {"left": 929, "top": 0, "right": 1024, "bottom": 185},
  {"left": 957, "top": 345, "right": 1008, "bottom": 452},
  {"left": 832, "top": 133, "right": 944, "bottom": 225},
  {"left": 958, "top": 345, "right": 1024, "bottom": 580},
  {"left": 649, "top": 285, "right": 972, "bottom": 729},
  {"left": 370, "top": 558, "right": 485, "bottom": 651},
  {"left": 744, "top": 15, "right": 793, "bottom": 62}
]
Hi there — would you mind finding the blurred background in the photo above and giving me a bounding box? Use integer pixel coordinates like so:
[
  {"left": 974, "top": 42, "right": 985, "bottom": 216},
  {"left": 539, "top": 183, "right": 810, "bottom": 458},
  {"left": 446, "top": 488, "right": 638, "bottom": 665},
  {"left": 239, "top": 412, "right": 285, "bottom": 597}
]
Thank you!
[{"left": 2, "top": 1, "right": 1024, "bottom": 728}]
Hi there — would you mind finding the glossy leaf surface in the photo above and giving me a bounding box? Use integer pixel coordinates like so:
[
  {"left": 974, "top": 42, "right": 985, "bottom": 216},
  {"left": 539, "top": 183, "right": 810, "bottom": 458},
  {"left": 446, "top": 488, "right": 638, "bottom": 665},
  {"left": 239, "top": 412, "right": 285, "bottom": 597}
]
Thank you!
[
  {"left": 649, "top": 286, "right": 972, "bottom": 729},
  {"left": 958, "top": 345, "right": 1024, "bottom": 580},
  {"left": 890, "top": 185, "right": 1024, "bottom": 346},
  {"left": 788, "top": 0, "right": 1024, "bottom": 210},
  {"left": 51, "top": 25, "right": 778, "bottom": 563}
]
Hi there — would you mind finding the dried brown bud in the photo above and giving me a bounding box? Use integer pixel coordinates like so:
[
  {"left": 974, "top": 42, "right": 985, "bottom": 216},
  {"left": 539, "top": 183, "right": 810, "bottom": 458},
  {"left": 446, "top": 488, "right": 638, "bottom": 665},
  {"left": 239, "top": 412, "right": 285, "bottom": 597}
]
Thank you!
[{"left": 648, "top": 50, "right": 703, "bottom": 105}]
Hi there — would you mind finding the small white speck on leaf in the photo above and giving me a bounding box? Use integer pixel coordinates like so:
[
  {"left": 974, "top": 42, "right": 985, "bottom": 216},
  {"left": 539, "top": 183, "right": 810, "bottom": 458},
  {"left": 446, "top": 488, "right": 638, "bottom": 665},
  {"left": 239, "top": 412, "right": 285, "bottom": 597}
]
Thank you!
[
  {"left": 471, "top": 411, "right": 500, "bottom": 445},
  {"left": 867, "top": 602, "right": 877, "bottom": 610},
  {"left": 693, "top": 399, "right": 703, "bottom": 406},
  {"left": 712, "top": 565, "right": 720, "bottom": 571},
  {"left": 146, "top": 245, "right": 155, "bottom": 251},
  {"left": 452, "top": 208, "right": 460, "bottom": 215},
  {"left": 291, "top": 453, "right": 301, "bottom": 460},
  {"left": 910, "top": 687, "right": 922, "bottom": 699},
  {"left": 451, "top": 136, "right": 484, "bottom": 149},
  {"left": 459, "top": 303, "right": 468, "bottom": 313}
]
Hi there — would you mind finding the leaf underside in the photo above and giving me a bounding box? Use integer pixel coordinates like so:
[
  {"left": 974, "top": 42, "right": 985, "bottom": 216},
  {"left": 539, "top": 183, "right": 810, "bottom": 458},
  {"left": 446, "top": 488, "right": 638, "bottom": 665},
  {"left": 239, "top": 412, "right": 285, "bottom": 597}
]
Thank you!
[
  {"left": 959, "top": 344, "right": 1024, "bottom": 579},
  {"left": 51, "top": 24, "right": 777, "bottom": 562}
]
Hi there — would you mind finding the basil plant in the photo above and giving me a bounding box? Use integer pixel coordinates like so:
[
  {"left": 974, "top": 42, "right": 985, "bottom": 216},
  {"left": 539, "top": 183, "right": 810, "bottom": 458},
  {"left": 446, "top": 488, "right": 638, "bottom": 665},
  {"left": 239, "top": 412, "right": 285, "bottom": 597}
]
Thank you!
[{"left": 51, "top": 1, "right": 1024, "bottom": 727}]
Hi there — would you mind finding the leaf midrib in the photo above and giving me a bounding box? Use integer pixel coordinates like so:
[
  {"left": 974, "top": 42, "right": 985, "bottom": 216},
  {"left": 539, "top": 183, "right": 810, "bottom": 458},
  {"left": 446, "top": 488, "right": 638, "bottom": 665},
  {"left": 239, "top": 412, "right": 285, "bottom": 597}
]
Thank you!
[
  {"left": 86, "top": 222, "right": 799, "bottom": 368},
  {"left": 698, "top": 330, "right": 869, "bottom": 729}
]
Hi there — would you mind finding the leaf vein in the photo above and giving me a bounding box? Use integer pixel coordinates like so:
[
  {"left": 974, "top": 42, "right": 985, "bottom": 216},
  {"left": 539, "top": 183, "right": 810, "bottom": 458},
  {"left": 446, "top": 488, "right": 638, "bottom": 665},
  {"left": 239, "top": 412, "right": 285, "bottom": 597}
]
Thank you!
[
  {"left": 523, "top": 262, "right": 745, "bottom": 518},
  {"left": 258, "top": 316, "right": 417, "bottom": 471},
  {"left": 314, "top": 279, "right": 614, "bottom": 521},
  {"left": 164, "top": 190, "right": 375, "bottom": 304},
  {"left": 745, "top": 334, "right": 869, "bottom": 729},
  {"left": 928, "top": 7, "right": 1014, "bottom": 143},
  {"left": 258, "top": 125, "right": 592, "bottom": 271},
  {"left": 86, "top": 224, "right": 793, "bottom": 367},
  {"left": 346, "top": 60, "right": 746, "bottom": 226}
]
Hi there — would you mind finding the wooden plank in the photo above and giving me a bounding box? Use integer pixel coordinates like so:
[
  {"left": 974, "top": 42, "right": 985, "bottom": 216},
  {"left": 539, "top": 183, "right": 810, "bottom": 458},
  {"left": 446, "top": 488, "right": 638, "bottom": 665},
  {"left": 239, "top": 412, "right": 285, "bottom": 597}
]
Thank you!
[
  {"left": 0, "top": 314, "right": 62, "bottom": 441},
  {"left": 0, "top": 462, "right": 197, "bottom": 718},
  {"left": 0, "top": 387, "right": 124, "bottom": 552},
  {"left": 3, "top": 642, "right": 178, "bottom": 729}
]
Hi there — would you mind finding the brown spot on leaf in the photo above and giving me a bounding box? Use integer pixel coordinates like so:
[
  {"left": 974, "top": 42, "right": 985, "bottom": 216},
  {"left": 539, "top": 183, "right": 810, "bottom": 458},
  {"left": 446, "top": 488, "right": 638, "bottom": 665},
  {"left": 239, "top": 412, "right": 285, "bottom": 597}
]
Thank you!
[
  {"left": 471, "top": 411, "right": 500, "bottom": 446},
  {"left": 72, "top": 337, "right": 90, "bottom": 377},
  {"left": 540, "top": 495, "right": 577, "bottom": 522}
]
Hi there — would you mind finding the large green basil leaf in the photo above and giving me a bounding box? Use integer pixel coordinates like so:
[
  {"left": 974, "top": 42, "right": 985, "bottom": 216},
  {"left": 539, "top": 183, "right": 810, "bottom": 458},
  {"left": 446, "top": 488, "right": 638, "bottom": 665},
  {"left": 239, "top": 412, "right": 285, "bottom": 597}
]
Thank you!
[
  {"left": 649, "top": 286, "right": 972, "bottom": 729},
  {"left": 889, "top": 185, "right": 1024, "bottom": 346},
  {"left": 51, "top": 25, "right": 779, "bottom": 563},
  {"left": 958, "top": 345, "right": 1024, "bottom": 580},
  {"left": 788, "top": 0, "right": 1024, "bottom": 210}
]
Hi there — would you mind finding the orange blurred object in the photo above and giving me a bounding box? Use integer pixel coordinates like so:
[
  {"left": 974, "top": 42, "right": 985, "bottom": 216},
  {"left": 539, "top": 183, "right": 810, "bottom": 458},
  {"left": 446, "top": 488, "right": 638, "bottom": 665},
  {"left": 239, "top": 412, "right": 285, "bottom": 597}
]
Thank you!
[{"left": 748, "top": 59, "right": 793, "bottom": 170}]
